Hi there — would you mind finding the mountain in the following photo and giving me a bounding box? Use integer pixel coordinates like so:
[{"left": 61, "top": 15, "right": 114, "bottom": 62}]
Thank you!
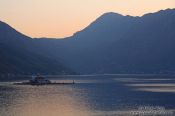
[
  {"left": 0, "top": 21, "right": 74, "bottom": 77},
  {"left": 35, "top": 9, "right": 175, "bottom": 74},
  {"left": 1, "top": 9, "right": 175, "bottom": 76}
]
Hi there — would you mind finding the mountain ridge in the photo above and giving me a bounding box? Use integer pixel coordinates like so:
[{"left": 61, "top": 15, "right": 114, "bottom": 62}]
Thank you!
[
  {"left": 35, "top": 8, "right": 175, "bottom": 74},
  {"left": 0, "top": 21, "right": 74, "bottom": 77},
  {"left": 1, "top": 8, "right": 175, "bottom": 76},
  {"left": 1, "top": 8, "right": 174, "bottom": 39}
]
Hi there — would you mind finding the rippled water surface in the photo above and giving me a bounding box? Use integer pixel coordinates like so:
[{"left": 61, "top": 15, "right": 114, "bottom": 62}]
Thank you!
[{"left": 1, "top": 75, "right": 175, "bottom": 116}]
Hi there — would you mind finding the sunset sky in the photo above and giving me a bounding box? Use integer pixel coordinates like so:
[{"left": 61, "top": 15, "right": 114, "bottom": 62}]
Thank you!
[{"left": 0, "top": 0, "right": 175, "bottom": 38}]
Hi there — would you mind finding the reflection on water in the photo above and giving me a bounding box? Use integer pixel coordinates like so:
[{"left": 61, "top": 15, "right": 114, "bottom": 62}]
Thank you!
[
  {"left": 0, "top": 75, "right": 175, "bottom": 116},
  {"left": 127, "top": 84, "right": 175, "bottom": 93},
  {"left": 0, "top": 85, "right": 91, "bottom": 116}
]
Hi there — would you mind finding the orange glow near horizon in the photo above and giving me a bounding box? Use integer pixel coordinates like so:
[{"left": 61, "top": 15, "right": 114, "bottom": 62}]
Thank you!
[{"left": 0, "top": 0, "right": 175, "bottom": 38}]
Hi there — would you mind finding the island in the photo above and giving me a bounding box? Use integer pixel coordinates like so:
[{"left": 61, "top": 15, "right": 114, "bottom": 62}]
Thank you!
[{"left": 14, "top": 75, "right": 75, "bottom": 85}]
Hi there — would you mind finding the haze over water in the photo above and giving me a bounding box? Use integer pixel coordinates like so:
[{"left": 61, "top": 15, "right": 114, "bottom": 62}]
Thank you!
[{"left": 0, "top": 75, "right": 175, "bottom": 116}]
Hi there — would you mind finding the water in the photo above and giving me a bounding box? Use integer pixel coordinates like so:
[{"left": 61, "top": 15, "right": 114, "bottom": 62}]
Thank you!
[{"left": 0, "top": 75, "right": 175, "bottom": 116}]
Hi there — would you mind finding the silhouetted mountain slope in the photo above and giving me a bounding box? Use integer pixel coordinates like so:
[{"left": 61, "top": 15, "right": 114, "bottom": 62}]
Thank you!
[
  {"left": 0, "top": 21, "right": 73, "bottom": 75},
  {"left": 1, "top": 9, "right": 175, "bottom": 75},
  {"left": 36, "top": 9, "right": 175, "bottom": 74}
]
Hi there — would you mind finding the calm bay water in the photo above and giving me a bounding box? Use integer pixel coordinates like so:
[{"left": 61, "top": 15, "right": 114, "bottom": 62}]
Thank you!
[{"left": 0, "top": 75, "right": 175, "bottom": 116}]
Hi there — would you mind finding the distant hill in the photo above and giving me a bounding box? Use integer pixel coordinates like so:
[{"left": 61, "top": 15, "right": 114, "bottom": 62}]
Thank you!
[
  {"left": 1, "top": 9, "right": 175, "bottom": 76},
  {"left": 35, "top": 9, "right": 175, "bottom": 74},
  {"left": 0, "top": 21, "right": 74, "bottom": 76}
]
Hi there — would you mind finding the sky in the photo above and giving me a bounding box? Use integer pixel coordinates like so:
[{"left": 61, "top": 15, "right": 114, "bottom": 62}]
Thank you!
[{"left": 0, "top": 0, "right": 175, "bottom": 38}]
